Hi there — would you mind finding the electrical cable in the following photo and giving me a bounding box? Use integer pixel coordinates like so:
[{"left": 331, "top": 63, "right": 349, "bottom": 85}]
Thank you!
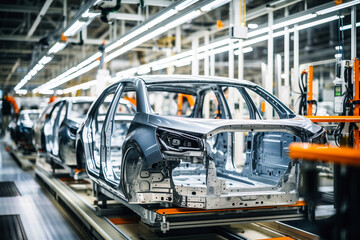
[
  {"left": 334, "top": 65, "right": 354, "bottom": 147},
  {"left": 298, "top": 72, "right": 307, "bottom": 115}
]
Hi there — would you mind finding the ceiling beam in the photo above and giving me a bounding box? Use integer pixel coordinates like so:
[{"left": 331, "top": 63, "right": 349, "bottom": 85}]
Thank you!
[
  {"left": 108, "top": 12, "right": 145, "bottom": 21},
  {"left": 4, "top": 59, "right": 20, "bottom": 85},
  {"left": 26, "top": 0, "right": 54, "bottom": 39},
  {"left": 0, "top": 5, "right": 62, "bottom": 14},
  {"left": 122, "top": 0, "right": 171, "bottom": 7},
  {"left": 0, "top": 35, "right": 40, "bottom": 42}
]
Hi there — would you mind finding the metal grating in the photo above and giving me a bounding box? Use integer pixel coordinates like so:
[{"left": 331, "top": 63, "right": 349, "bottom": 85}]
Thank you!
[
  {"left": 0, "top": 181, "right": 20, "bottom": 197},
  {"left": 0, "top": 215, "right": 27, "bottom": 240}
]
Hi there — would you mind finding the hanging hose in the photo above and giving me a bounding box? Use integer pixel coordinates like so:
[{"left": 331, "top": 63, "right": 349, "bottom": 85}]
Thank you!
[
  {"left": 298, "top": 71, "right": 318, "bottom": 116},
  {"left": 298, "top": 72, "right": 307, "bottom": 115}
]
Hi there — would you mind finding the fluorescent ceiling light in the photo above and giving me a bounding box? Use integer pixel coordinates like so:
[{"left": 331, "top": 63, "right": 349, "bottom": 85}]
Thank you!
[
  {"left": 78, "top": 52, "right": 101, "bottom": 68},
  {"left": 335, "top": 46, "right": 343, "bottom": 50},
  {"left": 39, "top": 89, "right": 54, "bottom": 95},
  {"left": 273, "top": 14, "right": 316, "bottom": 29},
  {"left": 201, "top": 0, "right": 230, "bottom": 12},
  {"left": 176, "top": 0, "right": 199, "bottom": 11},
  {"left": 105, "top": 9, "right": 178, "bottom": 53},
  {"left": 48, "top": 42, "right": 67, "bottom": 54},
  {"left": 317, "top": 0, "right": 360, "bottom": 15},
  {"left": 295, "top": 15, "right": 340, "bottom": 31},
  {"left": 28, "top": 69, "right": 38, "bottom": 76},
  {"left": 340, "top": 22, "right": 360, "bottom": 30},
  {"left": 15, "top": 90, "right": 27, "bottom": 95},
  {"left": 174, "top": 56, "right": 192, "bottom": 67},
  {"left": 39, "top": 56, "right": 53, "bottom": 65},
  {"left": 24, "top": 75, "right": 31, "bottom": 81},
  {"left": 164, "top": 10, "right": 201, "bottom": 30},
  {"left": 82, "top": 10, "right": 100, "bottom": 18},
  {"left": 144, "top": 9, "right": 178, "bottom": 29},
  {"left": 33, "top": 63, "right": 44, "bottom": 71},
  {"left": 137, "top": 67, "right": 151, "bottom": 75},
  {"left": 247, "top": 27, "right": 269, "bottom": 38},
  {"left": 45, "top": 61, "right": 100, "bottom": 90},
  {"left": 63, "top": 80, "right": 97, "bottom": 94},
  {"left": 234, "top": 47, "right": 253, "bottom": 55},
  {"left": 248, "top": 23, "right": 258, "bottom": 29},
  {"left": 64, "top": 20, "right": 87, "bottom": 37},
  {"left": 14, "top": 81, "right": 26, "bottom": 91}
]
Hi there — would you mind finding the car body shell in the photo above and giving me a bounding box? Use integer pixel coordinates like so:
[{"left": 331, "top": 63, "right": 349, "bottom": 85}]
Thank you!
[
  {"left": 9, "top": 109, "right": 41, "bottom": 151},
  {"left": 33, "top": 97, "right": 95, "bottom": 168},
  {"left": 77, "top": 75, "right": 326, "bottom": 210}
]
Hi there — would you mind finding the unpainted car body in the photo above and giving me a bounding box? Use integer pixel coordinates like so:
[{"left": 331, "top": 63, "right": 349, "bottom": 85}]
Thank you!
[
  {"left": 77, "top": 75, "right": 326, "bottom": 210},
  {"left": 34, "top": 97, "right": 95, "bottom": 168},
  {"left": 9, "top": 109, "right": 41, "bottom": 152}
]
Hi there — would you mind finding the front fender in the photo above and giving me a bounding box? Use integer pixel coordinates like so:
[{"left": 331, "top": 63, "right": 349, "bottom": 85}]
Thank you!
[{"left": 123, "top": 121, "right": 162, "bottom": 167}]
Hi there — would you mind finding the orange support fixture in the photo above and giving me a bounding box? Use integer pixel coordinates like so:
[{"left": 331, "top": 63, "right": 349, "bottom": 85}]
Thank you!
[
  {"left": 307, "top": 66, "right": 313, "bottom": 116},
  {"left": 305, "top": 116, "right": 360, "bottom": 123},
  {"left": 353, "top": 59, "right": 359, "bottom": 149},
  {"left": 155, "top": 201, "right": 306, "bottom": 215},
  {"left": 289, "top": 143, "right": 360, "bottom": 167}
]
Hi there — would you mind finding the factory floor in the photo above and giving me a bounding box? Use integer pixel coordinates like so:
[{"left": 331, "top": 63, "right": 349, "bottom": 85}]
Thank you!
[{"left": 0, "top": 136, "right": 86, "bottom": 240}]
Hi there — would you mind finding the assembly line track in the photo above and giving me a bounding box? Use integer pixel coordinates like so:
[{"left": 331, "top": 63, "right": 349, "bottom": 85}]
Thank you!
[
  {"left": 34, "top": 161, "right": 320, "bottom": 239},
  {"left": 35, "top": 164, "right": 132, "bottom": 240}
]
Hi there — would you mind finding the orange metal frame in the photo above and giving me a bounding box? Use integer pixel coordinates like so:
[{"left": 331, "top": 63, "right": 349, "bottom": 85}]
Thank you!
[
  {"left": 155, "top": 200, "right": 306, "bottom": 215},
  {"left": 306, "top": 116, "right": 360, "bottom": 123},
  {"left": 305, "top": 66, "right": 314, "bottom": 116},
  {"left": 289, "top": 143, "right": 360, "bottom": 167},
  {"left": 301, "top": 66, "right": 313, "bottom": 116},
  {"left": 353, "top": 59, "right": 359, "bottom": 148}
]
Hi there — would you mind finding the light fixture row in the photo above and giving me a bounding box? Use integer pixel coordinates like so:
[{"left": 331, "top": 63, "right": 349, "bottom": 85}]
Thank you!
[
  {"left": 28, "top": 0, "right": 360, "bottom": 94},
  {"left": 34, "top": 0, "right": 232, "bottom": 93},
  {"left": 60, "top": 14, "right": 344, "bottom": 95}
]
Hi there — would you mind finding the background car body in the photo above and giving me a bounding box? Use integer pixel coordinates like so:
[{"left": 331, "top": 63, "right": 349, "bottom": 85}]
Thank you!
[
  {"left": 34, "top": 97, "right": 95, "bottom": 168},
  {"left": 9, "top": 109, "right": 41, "bottom": 152},
  {"left": 77, "top": 75, "right": 326, "bottom": 210}
]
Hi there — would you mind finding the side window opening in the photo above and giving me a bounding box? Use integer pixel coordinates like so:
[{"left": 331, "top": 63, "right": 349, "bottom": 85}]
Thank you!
[
  {"left": 148, "top": 91, "right": 196, "bottom": 117},
  {"left": 201, "top": 90, "right": 224, "bottom": 119}
]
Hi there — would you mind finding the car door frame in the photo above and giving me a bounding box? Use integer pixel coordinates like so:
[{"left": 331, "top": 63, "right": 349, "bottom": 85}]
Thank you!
[
  {"left": 51, "top": 101, "right": 67, "bottom": 158},
  {"left": 100, "top": 81, "right": 130, "bottom": 188},
  {"left": 43, "top": 101, "right": 64, "bottom": 155}
]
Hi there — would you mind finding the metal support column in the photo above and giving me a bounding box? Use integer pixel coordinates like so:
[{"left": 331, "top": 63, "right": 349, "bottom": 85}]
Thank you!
[
  {"left": 204, "top": 32, "right": 210, "bottom": 76},
  {"left": 229, "top": 40, "right": 234, "bottom": 79},
  {"left": 275, "top": 54, "right": 282, "bottom": 98},
  {"left": 113, "top": 20, "right": 117, "bottom": 40},
  {"left": 192, "top": 38, "right": 199, "bottom": 75},
  {"left": 283, "top": 7, "right": 290, "bottom": 106},
  {"left": 121, "top": 20, "right": 125, "bottom": 35},
  {"left": 63, "top": 0, "right": 67, "bottom": 28},
  {"left": 176, "top": 26, "right": 181, "bottom": 53},
  {"left": 351, "top": 6, "right": 357, "bottom": 60},
  {"left": 266, "top": 10, "right": 274, "bottom": 119},
  {"left": 210, "top": 34, "right": 215, "bottom": 76},
  {"left": 293, "top": 24, "right": 300, "bottom": 112}
]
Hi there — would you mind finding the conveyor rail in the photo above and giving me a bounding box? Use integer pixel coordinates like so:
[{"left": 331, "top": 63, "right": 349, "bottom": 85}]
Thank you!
[{"left": 34, "top": 157, "right": 321, "bottom": 239}]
